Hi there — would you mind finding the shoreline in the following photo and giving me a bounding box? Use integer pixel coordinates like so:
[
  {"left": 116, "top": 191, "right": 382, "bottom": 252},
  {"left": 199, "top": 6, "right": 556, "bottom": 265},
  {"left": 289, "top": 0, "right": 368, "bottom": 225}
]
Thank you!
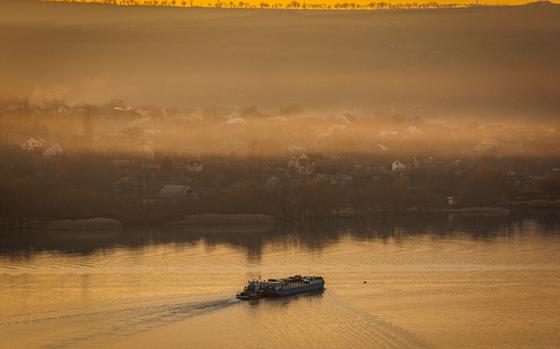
[{"left": 1, "top": 205, "right": 558, "bottom": 233}]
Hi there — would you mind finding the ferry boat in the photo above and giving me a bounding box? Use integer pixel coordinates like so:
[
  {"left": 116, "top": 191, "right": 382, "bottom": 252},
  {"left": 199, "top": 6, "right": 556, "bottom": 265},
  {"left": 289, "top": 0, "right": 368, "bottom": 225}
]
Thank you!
[{"left": 236, "top": 275, "right": 325, "bottom": 300}]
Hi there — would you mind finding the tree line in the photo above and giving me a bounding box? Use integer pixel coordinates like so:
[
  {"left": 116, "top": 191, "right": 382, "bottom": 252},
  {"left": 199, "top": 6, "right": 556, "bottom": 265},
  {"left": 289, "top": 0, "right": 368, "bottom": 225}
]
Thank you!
[{"left": 48, "top": 0, "right": 493, "bottom": 11}]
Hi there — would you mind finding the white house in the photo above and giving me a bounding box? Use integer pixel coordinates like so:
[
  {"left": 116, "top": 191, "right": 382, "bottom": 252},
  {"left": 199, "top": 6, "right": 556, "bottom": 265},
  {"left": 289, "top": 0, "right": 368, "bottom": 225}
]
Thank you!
[
  {"left": 392, "top": 160, "right": 406, "bottom": 172},
  {"left": 43, "top": 143, "right": 63, "bottom": 159},
  {"left": 22, "top": 137, "right": 46, "bottom": 152},
  {"left": 158, "top": 184, "right": 192, "bottom": 205},
  {"left": 287, "top": 144, "right": 306, "bottom": 153},
  {"left": 226, "top": 117, "right": 247, "bottom": 126},
  {"left": 447, "top": 196, "right": 457, "bottom": 206},
  {"left": 405, "top": 126, "right": 422, "bottom": 135},
  {"left": 334, "top": 112, "right": 352, "bottom": 125}
]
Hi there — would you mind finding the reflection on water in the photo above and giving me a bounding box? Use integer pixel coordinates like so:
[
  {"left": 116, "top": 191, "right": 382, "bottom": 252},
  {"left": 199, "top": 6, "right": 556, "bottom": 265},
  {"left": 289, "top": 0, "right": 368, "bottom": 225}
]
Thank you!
[
  {"left": 0, "top": 212, "right": 559, "bottom": 349},
  {"left": 2, "top": 211, "right": 559, "bottom": 258}
]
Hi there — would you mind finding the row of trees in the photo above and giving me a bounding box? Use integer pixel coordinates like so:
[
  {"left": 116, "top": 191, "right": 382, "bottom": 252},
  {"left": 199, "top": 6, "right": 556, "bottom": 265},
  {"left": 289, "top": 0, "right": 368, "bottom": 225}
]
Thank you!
[
  {"left": 1, "top": 138, "right": 558, "bottom": 230},
  {"left": 49, "top": 0, "right": 491, "bottom": 10},
  {"left": 191, "top": 168, "right": 517, "bottom": 224},
  {"left": 0, "top": 163, "right": 510, "bottom": 227}
]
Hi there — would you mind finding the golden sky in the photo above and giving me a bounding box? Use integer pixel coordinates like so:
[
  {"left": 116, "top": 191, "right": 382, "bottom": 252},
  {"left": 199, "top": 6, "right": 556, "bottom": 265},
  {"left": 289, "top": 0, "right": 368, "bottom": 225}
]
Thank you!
[{"left": 46, "top": 0, "right": 553, "bottom": 8}]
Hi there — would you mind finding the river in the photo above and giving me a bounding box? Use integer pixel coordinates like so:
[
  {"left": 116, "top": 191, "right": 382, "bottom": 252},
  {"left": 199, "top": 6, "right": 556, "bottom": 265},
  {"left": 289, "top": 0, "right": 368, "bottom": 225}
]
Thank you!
[{"left": 1, "top": 212, "right": 559, "bottom": 348}]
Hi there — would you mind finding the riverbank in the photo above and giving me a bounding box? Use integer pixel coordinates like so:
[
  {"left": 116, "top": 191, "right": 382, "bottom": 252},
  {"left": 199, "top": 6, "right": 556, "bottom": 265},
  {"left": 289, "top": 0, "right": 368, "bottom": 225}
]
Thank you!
[{"left": 1, "top": 206, "right": 558, "bottom": 234}]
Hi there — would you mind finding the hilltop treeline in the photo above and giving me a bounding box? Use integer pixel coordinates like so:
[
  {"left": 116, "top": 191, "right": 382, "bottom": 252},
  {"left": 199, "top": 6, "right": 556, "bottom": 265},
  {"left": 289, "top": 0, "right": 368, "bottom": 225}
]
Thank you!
[{"left": 47, "top": 0, "right": 494, "bottom": 10}]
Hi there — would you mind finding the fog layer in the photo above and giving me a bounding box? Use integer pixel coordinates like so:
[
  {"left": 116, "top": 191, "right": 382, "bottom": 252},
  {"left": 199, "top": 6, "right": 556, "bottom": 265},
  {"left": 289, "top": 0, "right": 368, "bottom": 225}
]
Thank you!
[{"left": 1, "top": 1, "right": 559, "bottom": 119}]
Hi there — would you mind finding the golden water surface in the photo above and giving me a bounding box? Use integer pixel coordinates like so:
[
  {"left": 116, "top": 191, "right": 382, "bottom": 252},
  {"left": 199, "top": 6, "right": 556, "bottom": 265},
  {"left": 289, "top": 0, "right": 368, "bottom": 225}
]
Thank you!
[{"left": 1, "top": 215, "right": 559, "bottom": 348}]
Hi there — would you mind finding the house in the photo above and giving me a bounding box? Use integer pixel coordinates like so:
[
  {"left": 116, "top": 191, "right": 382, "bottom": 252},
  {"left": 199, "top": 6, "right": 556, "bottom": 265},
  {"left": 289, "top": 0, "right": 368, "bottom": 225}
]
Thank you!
[
  {"left": 405, "top": 126, "right": 422, "bottom": 135},
  {"left": 22, "top": 137, "right": 46, "bottom": 152},
  {"left": 446, "top": 196, "right": 457, "bottom": 206},
  {"left": 187, "top": 158, "right": 204, "bottom": 173},
  {"left": 43, "top": 143, "right": 63, "bottom": 159},
  {"left": 378, "top": 144, "right": 389, "bottom": 152},
  {"left": 329, "top": 174, "right": 353, "bottom": 187},
  {"left": 335, "top": 112, "right": 352, "bottom": 125},
  {"left": 226, "top": 117, "right": 247, "bottom": 126},
  {"left": 295, "top": 153, "right": 314, "bottom": 175},
  {"left": 158, "top": 184, "right": 192, "bottom": 205},
  {"left": 392, "top": 160, "right": 406, "bottom": 172},
  {"left": 114, "top": 176, "right": 141, "bottom": 194},
  {"left": 287, "top": 144, "right": 306, "bottom": 153}
]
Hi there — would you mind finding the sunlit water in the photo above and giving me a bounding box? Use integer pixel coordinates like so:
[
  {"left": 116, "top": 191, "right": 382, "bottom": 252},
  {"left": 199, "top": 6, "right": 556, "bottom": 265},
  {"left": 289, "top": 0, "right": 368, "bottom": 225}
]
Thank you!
[{"left": 1, "top": 213, "right": 560, "bottom": 349}]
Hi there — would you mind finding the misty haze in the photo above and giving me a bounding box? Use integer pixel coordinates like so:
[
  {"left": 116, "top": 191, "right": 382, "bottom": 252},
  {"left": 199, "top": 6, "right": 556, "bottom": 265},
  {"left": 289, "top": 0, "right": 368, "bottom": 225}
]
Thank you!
[
  {"left": 2, "top": 1, "right": 559, "bottom": 118},
  {"left": 1, "top": 1, "right": 560, "bottom": 349}
]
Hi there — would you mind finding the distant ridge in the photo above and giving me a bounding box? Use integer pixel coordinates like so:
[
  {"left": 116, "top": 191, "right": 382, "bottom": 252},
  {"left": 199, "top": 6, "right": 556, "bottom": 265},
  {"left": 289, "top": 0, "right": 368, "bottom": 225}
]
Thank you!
[
  {"left": 525, "top": 0, "right": 559, "bottom": 6},
  {"left": 43, "top": 0, "right": 560, "bottom": 11}
]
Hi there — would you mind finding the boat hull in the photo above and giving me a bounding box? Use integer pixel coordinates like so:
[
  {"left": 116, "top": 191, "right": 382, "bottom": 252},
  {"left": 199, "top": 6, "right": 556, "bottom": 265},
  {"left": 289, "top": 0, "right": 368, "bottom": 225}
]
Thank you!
[
  {"left": 236, "top": 290, "right": 263, "bottom": 300},
  {"left": 237, "top": 294, "right": 260, "bottom": 300}
]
